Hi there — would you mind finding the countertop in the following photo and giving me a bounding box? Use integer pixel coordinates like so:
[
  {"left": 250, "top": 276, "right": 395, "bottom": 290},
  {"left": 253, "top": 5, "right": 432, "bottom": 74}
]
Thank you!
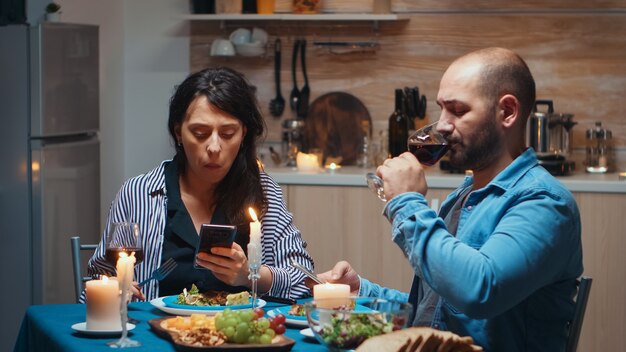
[{"left": 263, "top": 165, "right": 626, "bottom": 194}]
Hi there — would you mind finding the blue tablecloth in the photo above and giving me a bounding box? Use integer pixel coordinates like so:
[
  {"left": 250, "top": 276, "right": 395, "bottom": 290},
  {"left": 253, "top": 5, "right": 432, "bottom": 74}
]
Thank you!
[{"left": 14, "top": 301, "right": 325, "bottom": 352}]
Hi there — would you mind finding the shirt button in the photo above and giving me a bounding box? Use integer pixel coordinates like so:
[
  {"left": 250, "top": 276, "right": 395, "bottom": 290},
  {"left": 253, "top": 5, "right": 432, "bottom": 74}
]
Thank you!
[
  {"left": 433, "top": 323, "right": 440, "bottom": 329},
  {"left": 467, "top": 205, "right": 473, "bottom": 210}
]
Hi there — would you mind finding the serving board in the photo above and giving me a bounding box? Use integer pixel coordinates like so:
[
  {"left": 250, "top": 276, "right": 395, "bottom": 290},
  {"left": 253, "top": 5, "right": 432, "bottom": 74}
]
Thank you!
[{"left": 148, "top": 317, "right": 295, "bottom": 351}]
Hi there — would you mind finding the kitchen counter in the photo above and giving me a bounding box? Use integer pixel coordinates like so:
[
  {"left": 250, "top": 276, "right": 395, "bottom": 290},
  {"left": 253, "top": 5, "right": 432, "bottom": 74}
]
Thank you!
[{"left": 264, "top": 165, "right": 626, "bottom": 194}]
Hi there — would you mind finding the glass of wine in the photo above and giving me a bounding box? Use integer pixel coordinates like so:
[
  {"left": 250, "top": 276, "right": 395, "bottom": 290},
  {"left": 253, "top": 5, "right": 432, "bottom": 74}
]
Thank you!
[
  {"left": 105, "top": 222, "right": 142, "bottom": 348},
  {"left": 367, "top": 120, "right": 450, "bottom": 201}
]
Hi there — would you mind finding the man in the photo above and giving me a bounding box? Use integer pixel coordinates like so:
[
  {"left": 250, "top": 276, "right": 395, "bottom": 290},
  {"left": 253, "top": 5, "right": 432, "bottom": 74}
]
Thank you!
[{"left": 316, "top": 47, "right": 583, "bottom": 351}]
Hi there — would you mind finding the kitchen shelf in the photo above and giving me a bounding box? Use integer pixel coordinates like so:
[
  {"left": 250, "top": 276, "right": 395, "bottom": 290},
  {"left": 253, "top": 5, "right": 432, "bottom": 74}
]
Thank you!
[{"left": 180, "top": 13, "right": 408, "bottom": 21}]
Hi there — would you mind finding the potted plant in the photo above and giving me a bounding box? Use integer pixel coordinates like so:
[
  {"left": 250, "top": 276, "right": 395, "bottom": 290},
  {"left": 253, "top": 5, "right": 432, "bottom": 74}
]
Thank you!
[{"left": 45, "top": 2, "right": 62, "bottom": 22}]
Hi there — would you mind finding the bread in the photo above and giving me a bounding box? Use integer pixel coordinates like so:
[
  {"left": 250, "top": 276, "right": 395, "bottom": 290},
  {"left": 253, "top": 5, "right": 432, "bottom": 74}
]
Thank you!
[{"left": 356, "top": 327, "right": 483, "bottom": 352}]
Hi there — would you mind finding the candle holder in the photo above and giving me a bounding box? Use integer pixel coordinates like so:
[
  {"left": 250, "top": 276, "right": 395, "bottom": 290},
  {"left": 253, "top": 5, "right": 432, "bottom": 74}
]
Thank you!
[
  {"left": 107, "top": 287, "right": 140, "bottom": 348},
  {"left": 247, "top": 242, "right": 262, "bottom": 308}
]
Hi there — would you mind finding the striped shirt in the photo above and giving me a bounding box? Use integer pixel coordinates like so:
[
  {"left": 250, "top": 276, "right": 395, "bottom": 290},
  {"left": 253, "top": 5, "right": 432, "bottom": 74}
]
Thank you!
[{"left": 85, "top": 160, "right": 314, "bottom": 302}]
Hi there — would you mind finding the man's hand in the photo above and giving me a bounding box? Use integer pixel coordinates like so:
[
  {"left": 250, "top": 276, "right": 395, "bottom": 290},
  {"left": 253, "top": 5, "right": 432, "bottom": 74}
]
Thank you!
[
  {"left": 305, "top": 261, "right": 360, "bottom": 295},
  {"left": 377, "top": 152, "right": 428, "bottom": 200}
]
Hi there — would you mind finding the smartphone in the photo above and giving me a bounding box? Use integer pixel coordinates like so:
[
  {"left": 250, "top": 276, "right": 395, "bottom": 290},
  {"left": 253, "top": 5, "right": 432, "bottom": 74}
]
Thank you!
[{"left": 194, "top": 224, "right": 236, "bottom": 269}]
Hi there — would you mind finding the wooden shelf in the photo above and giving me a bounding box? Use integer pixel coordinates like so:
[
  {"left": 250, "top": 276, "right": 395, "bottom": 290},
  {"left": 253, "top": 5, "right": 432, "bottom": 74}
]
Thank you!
[{"left": 179, "top": 13, "right": 408, "bottom": 21}]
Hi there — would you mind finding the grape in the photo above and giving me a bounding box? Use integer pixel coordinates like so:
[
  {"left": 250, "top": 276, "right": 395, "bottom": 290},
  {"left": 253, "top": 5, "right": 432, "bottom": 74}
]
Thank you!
[
  {"left": 257, "top": 318, "right": 270, "bottom": 330},
  {"left": 248, "top": 335, "right": 259, "bottom": 344},
  {"left": 273, "top": 314, "right": 286, "bottom": 325},
  {"left": 241, "top": 310, "right": 255, "bottom": 322},
  {"left": 274, "top": 323, "right": 286, "bottom": 335},
  {"left": 253, "top": 307, "right": 265, "bottom": 319},
  {"left": 265, "top": 328, "right": 276, "bottom": 338},
  {"left": 223, "top": 326, "right": 235, "bottom": 339},
  {"left": 234, "top": 329, "right": 249, "bottom": 344},
  {"left": 259, "top": 333, "right": 272, "bottom": 344},
  {"left": 225, "top": 317, "right": 238, "bottom": 328}
]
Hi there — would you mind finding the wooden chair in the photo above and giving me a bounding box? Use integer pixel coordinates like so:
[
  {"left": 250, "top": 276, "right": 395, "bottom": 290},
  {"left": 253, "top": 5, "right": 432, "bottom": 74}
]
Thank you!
[
  {"left": 70, "top": 236, "right": 98, "bottom": 303},
  {"left": 566, "top": 276, "right": 593, "bottom": 352}
]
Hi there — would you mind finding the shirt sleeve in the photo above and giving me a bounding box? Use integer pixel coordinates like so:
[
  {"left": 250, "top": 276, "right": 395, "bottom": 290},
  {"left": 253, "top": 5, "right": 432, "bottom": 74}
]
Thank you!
[
  {"left": 384, "top": 189, "right": 581, "bottom": 319},
  {"left": 359, "top": 277, "right": 409, "bottom": 303},
  {"left": 260, "top": 174, "right": 314, "bottom": 299}
]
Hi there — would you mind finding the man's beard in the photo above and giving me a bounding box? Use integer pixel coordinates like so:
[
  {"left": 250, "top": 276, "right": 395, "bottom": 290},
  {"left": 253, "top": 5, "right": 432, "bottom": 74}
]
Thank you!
[{"left": 448, "top": 114, "right": 503, "bottom": 171}]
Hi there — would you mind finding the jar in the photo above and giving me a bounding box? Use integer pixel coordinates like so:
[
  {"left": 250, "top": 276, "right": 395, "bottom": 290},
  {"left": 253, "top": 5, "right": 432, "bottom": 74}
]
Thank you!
[{"left": 585, "top": 121, "right": 614, "bottom": 173}]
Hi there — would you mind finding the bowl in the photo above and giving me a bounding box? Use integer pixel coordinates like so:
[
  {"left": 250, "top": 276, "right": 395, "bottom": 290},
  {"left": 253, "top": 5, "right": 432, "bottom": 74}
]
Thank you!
[
  {"left": 234, "top": 42, "right": 266, "bottom": 57},
  {"left": 229, "top": 28, "right": 251, "bottom": 45},
  {"left": 305, "top": 297, "right": 412, "bottom": 351},
  {"left": 251, "top": 27, "right": 268, "bottom": 45},
  {"left": 210, "top": 38, "right": 235, "bottom": 56}
]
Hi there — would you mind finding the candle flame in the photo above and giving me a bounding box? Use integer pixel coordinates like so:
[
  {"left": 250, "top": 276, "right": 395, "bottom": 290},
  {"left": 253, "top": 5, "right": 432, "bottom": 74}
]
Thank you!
[
  {"left": 329, "top": 163, "right": 337, "bottom": 170},
  {"left": 102, "top": 275, "right": 109, "bottom": 282},
  {"left": 119, "top": 251, "right": 128, "bottom": 258},
  {"left": 248, "top": 207, "right": 259, "bottom": 222}
]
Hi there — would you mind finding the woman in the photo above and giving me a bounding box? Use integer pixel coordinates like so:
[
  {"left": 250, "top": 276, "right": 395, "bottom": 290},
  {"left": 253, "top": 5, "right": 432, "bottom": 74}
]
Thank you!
[{"left": 86, "top": 67, "right": 314, "bottom": 301}]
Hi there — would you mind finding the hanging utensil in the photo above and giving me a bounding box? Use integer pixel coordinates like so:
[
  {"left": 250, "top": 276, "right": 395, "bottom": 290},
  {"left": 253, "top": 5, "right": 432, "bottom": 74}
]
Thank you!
[
  {"left": 297, "top": 39, "right": 310, "bottom": 118},
  {"left": 269, "top": 39, "right": 285, "bottom": 118},
  {"left": 289, "top": 39, "right": 301, "bottom": 112}
]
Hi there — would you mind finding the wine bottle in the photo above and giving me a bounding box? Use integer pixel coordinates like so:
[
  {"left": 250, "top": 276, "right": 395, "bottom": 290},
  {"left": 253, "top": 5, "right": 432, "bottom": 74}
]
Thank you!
[{"left": 388, "top": 89, "right": 409, "bottom": 157}]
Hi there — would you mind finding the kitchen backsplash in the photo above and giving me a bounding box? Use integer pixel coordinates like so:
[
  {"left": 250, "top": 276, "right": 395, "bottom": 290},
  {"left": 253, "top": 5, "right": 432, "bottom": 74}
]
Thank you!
[{"left": 189, "top": 2, "right": 626, "bottom": 171}]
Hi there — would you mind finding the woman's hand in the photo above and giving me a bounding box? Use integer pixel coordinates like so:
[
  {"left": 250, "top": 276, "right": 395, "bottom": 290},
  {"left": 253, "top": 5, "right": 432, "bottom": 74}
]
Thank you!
[
  {"left": 131, "top": 282, "right": 146, "bottom": 301},
  {"left": 196, "top": 242, "right": 250, "bottom": 287},
  {"left": 308, "top": 260, "right": 361, "bottom": 295}
]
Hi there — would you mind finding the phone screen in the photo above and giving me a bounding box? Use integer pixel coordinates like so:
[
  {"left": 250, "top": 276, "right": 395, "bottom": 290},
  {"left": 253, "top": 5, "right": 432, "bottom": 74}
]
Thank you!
[{"left": 194, "top": 224, "right": 236, "bottom": 269}]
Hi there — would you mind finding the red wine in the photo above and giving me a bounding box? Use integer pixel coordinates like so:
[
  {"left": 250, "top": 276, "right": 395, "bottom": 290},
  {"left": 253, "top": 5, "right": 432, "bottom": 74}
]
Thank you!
[
  {"left": 409, "top": 143, "right": 450, "bottom": 166},
  {"left": 105, "top": 247, "right": 144, "bottom": 266}
]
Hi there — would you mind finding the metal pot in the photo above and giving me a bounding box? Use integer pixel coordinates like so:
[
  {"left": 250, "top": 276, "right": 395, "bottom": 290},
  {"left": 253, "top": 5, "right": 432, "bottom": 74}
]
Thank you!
[{"left": 527, "top": 100, "right": 577, "bottom": 159}]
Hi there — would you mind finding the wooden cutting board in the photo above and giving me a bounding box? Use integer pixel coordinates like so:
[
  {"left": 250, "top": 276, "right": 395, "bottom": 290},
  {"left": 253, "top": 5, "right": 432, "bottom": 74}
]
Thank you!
[{"left": 302, "top": 91, "right": 372, "bottom": 165}]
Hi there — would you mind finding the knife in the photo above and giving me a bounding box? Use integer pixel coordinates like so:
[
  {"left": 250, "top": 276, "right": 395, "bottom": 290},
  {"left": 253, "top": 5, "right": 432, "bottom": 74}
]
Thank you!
[{"left": 290, "top": 259, "right": 325, "bottom": 285}]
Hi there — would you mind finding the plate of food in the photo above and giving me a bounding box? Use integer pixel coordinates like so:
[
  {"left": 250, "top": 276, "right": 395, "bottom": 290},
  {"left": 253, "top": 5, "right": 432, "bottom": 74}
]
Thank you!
[
  {"left": 149, "top": 315, "right": 295, "bottom": 351},
  {"left": 267, "top": 304, "right": 307, "bottom": 327},
  {"left": 151, "top": 285, "right": 266, "bottom": 316}
]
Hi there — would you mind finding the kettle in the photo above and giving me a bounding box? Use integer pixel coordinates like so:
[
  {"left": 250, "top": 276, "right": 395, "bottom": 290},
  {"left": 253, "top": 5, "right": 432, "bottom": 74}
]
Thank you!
[{"left": 527, "top": 100, "right": 577, "bottom": 160}]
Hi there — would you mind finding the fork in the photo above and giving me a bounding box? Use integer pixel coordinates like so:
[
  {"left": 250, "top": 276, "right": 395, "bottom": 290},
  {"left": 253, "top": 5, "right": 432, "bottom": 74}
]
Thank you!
[{"left": 138, "top": 258, "right": 177, "bottom": 287}]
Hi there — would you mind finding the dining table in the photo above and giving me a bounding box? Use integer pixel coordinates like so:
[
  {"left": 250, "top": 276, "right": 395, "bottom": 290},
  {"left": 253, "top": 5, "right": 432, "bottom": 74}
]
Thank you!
[{"left": 14, "top": 300, "right": 325, "bottom": 352}]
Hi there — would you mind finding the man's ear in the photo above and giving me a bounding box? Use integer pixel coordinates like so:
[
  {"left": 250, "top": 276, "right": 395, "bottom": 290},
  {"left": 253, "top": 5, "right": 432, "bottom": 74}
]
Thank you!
[{"left": 499, "top": 94, "right": 520, "bottom": 128}]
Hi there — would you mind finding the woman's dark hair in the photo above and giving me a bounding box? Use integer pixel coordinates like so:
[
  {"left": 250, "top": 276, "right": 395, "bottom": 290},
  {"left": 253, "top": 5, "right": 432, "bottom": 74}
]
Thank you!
[{"left": 167, "top": 67, "right": 267, "bottom": 228}]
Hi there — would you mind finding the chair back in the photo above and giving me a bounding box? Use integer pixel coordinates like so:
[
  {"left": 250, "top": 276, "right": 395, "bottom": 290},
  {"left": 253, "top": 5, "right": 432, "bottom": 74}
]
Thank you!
[
  {"left": 566, "top": 276, "right": 593, "bottom": 352},
  {"left": 70, "top": 236, "right": 98, "bottom": 303}
]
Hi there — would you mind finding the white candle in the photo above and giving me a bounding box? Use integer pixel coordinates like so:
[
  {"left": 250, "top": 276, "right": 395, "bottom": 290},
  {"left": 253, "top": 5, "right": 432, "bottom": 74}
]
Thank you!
[
  {"left": 313, "top": 283, "right": 351, "bottom": 309},
  {"left": 86, "top": 276, "right": 121, "bottom": 330},
  {"left": 296, "top": 152, "right": 320, "bottom": 172},
  {"left": 116, "top": 252, "right": 136, "bottom": 301},
  {"left": 248, "top": 207, "right": 262, "bottom": 266}
]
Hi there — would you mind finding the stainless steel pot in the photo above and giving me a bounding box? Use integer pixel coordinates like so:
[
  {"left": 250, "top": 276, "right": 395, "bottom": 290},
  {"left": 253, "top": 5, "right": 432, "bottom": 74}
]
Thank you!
[{"left": 527, "top": 100, "right": 576, "bottom": 159}]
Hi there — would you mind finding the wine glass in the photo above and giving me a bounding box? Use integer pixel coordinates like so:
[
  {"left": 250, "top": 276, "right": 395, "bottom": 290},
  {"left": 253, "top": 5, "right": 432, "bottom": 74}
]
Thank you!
[
  {"left": 367, "top": 120, "right": 450, "bottom": 201},
  {"left": 106, "top": 222, "right": 142, "bottom": 348}
]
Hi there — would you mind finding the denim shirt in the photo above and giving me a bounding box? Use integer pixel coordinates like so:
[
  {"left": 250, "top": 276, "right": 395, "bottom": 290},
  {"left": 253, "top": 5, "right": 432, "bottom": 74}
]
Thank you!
[{"left": 360, "top": 149, "right": 583, "bottom": 352}]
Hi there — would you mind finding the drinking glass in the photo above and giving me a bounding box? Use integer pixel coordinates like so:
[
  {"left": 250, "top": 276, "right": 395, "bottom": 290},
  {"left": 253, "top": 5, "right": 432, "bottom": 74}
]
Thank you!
[
  {"left": 367, "top": 120, "right": 450, "bottom": 201},
  {"left": 106, "top": 222, "right": 142, "bottom": 348}
]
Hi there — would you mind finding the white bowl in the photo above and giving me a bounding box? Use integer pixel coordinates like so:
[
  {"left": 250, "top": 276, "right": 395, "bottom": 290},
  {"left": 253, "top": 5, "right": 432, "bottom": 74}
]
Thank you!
[
  {"left": 211, "top": 39, "right": 235, "bottom": 56},
  {"left": 229, "top": 28, "right": 251, "bottom": 45},
  {"left": 235, "top": 42, "right": 266, "bottom": 57},
  {"left": 251, "top": 27, "right": 269, "bottom": 45}
]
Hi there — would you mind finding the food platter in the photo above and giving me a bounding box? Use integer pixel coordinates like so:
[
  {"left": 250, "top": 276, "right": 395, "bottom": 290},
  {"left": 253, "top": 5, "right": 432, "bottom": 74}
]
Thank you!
[
  {"left": 267, "top": 306, "right": 307, "bottom": 328},
  {"left": 151, "top": 296, "right": 266, "bottom": 316},
  {"left": 148, "top": 317, "right": 295, "bottom": 351}
]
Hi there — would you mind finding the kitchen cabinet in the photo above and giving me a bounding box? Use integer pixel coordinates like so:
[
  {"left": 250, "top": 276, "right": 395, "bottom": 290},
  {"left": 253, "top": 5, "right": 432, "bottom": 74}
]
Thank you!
[{"left": 279, "top": 182, "right": 626, "bottom": 352}]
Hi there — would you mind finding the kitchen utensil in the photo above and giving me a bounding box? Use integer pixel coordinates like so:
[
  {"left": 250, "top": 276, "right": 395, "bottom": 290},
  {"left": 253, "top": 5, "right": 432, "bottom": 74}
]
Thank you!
[
  {"left": 585, "top": 121, "right": 614, "bottom": 173},
  {"left": 297, "top": 39, "right": 310, "bottom": 118},
  {"left": 289, "top": 39, "right": 301, "bottom": 111},
  {"left": 290, "top": 258, "right": 324, "bottom": 284},
  {"left": 269, "top": 39, "right": 285, "bottom": 117},
  {"left": 302, "top": 91, "right": 371, "bottom": 165},
  {"left": 268, "top": 146, "right": 282, "bottom": 165},
  {"left": 137, "top": 258, "right": 177, "bottom": 288}
]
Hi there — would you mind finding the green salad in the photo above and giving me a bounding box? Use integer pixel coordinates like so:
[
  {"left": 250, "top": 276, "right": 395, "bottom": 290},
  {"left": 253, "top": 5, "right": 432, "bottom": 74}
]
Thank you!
[{"left": 319, "top": 313, "right": 394, "bottom": 349}]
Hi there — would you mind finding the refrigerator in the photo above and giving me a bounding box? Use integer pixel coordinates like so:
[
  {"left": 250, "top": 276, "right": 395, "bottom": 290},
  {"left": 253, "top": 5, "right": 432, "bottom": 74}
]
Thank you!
[{"left": 0, "top": 22, "right": 100, "bottom": 349}]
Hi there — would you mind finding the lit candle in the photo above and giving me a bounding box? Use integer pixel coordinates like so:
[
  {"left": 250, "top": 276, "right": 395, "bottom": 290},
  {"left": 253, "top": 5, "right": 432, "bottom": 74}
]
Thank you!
[
  {"left": 116, "top": 252, "right": 136, "bottom": 301},
  {"left": 296, "top": 152, "right": 320, "bottom": 173},
  {"left": 313, "top": 283, "right": 351, "bottom": 309},
  {"left": 85, "top": 276, "right": 121, "bottom": 330},
  {"left": 325, "top": 162, "right": 342, "bottom": 173},
  {"left": 248, "top": 208, "right": 262, "bottom": 266}
]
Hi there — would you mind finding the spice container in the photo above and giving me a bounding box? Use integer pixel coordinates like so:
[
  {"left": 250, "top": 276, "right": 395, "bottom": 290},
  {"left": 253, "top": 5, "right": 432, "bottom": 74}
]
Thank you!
[
  {"left": 293, "top": 0, "right": 321, "bottom": 13},
  {"left": 585, "top": 121, "right": 614, "bottom": 173}
]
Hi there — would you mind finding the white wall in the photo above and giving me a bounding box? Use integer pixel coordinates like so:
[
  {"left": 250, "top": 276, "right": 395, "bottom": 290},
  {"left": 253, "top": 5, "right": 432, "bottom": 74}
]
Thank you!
[{"left": 57, "top": 0, "right": 190, "bottom": 224}]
